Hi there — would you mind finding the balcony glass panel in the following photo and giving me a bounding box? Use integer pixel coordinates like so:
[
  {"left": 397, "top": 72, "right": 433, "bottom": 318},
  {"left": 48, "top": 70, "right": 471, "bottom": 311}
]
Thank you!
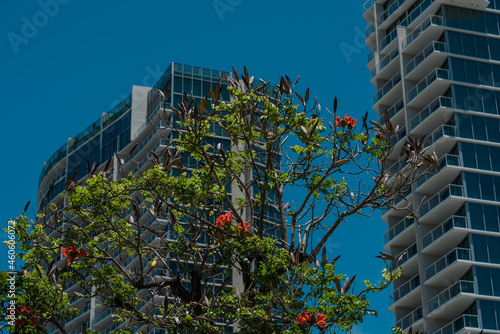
[
  {"left": 408, "top": 69, "right": 450, "bottom": 102},
  {"left": 393, "top": 306, "right": 423, "bottom": 330},
  {"left": 410, "top": 96, "right": 452, "bottom": 130},
  {"left": 428, "top": 281, "right": 475, "bottom": 313},
  {"left": 385, "top": 216, "right": 415, "bottom": 244},
  {"left": 379, "top": 0, "right": 408, "bottom": 24},
  {"left": 390, "top": 125, "right": 406, "bottom": 146},
  {"left": 373, "top": 72, "right": 401, "bottom": 104},
  {"left": 366, "top": 24, "right": 375, "bottom": 38},
  {"left": 367, "top": 50, "right": 374, "bottom": 63},
  {"left": 363, "top": 0, "right": 375, "bottom": 12},
  {"left": 419, "top": 184, "right": 464, "bottom": 217},
  {"left": 393, "top": 242, "right": 417, "bottom": 268},
  {"left": 378, "top": 98, "right": 404, "bottom": 126},
  {"left": 422, "top": 216, "right": 467, "bottom": 249},
  {"left": 403, "top": 15, "right": 444, "bottom": 49},
  {"left": 433, "top": 315, "right": 479, "bottom": 334},
  {"left": 401, "top": 0, "right": 437, "bottom": 29},
  {"left": 371, "top": 47, "right": 399, "bottom": 78},
  {"left": 415, "top": 154, "right": 460, "bottom": 188},
  {"left": 389, "top": 274, "right": 420, "bottom": 304},
  {"left": 425, "top": 248, "right": 471, "bottom": 281},
  {"left": 406, "top": 41, "right": 447, "bottom": 76},
  {"left": 381, "top": 29, "right": 398, "bottom": 50}
]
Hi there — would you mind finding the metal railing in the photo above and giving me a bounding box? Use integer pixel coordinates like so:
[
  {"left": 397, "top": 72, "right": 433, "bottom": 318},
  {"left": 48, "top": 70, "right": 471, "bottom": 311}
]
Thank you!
[
  {"left": 415, "top": 154, "right": 460, "bottom": 188},
  {"left": 393, "top": 242, "right": 417, "bottom": 269},
  {"left": 379, "top": 0, "right": 407, "bottom": 24},
  {"left": 363, "top": 0, "right": 375, "bottom": 12},
  {"left": 371, "top": 46, "right": 399, "bottom": 78},
  {"left": 433, "top": 315, "right": 479, "bottom": 334},
  {"left": 407, "top": 68, "right": 450, "bottom": 102},
  {"left": 425, "top": 247, "right": 471, "bottom": 281},
  {"left": 410, "top": 96, "right": 452, "bottom": 130},
  {"left": 406, "top": 41, "right": 446, "bottom": 76},
  {"left": 428, "top": 280, "right": 475, "bottom": 314},
  {"left": 422, "top": 216, "right": 467, "bottom": 250},
  {"left": 389, "top": 274, "right": 420, "bottom": 304},
  {"left": 390, "top": 125, "right": 406, "bottom": 146},
  {"left": 384, "top": 216, "right": 415, "bottom": 244},
  {"left": 373, "top": 72, "right": 402, "bottom": 104},
  {"left": 393, "top": 306, "right": 423, "bottom": 330},
  {"left": 366, "top": 24, "right": 375, "bottom": 38},
  {"left": 378, "top": 98, "right": 404, "bottom": 126},
  {"left": 367, "top": 50, "right": 374, "bottom": 63},
  {"left": 419, "top": 184, "right": 463, "bottom": 218},
  {"left": 403, "top": 14, "right": 443, "bottom": 49},
  {"left": 422, "top": 124, "right": 456, "bottom": 148},
  {"left": 381, "top": 28, "right": 398, "bottom": 51}
]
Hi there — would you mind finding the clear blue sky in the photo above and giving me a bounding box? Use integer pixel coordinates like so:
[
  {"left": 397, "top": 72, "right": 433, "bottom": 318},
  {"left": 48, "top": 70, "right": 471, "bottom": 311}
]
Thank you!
[{"left": 0, "top": 1, "right": 392, "bottom": 333}]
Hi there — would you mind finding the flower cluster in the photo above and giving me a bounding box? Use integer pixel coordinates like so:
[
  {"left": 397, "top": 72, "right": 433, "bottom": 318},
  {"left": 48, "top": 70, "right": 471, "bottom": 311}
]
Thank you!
[
  {"left": 215, "top": 212, "right": 232, "bottom": 228},
  {"left": 296, "top": 312, "right": 327, "bottom": 328},
  {"left": 335, "top": 115, "right": 357, "bottom": 129},
  {"left": 16, "top": 305, "right": 38, "bottom": 327},
  {"left": 238, "top": 221, "right": 250, "bottom": 232},
  {"left": 61, "top": 245, "right": 88, "bottom": 266}
]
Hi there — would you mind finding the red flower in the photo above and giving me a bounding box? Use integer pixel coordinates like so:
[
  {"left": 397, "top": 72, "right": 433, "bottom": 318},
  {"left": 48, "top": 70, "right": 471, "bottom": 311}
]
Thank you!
[
  {"left": 61, "top": 244, "right": 87, "bottom": 266},
  {"left": 15, "top": 305, "right": 38, "bottom": 327},
  {"left": 296, "top": 311, "right": 312, "bottom": 325},
  {"left": 215, "top": 212, "right": 232, "bottom": 228},
  {"left": 335, "top": 115, "right": 357, "bottom": 129},
  {"left": 315, "top": 313, "right": 327, "bottom": 327},
  {"left": 238, "top": 221, "right": 250, "bottom": 232}
]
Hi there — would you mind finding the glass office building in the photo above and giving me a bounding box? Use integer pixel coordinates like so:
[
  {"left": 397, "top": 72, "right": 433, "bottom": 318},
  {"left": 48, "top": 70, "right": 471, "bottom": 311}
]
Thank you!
[
  {"left": 364, "top": 0, "right": 500, "bottom": 333},
  {"left": 37, "top": 63, "right": 279, "bottom": 334}
]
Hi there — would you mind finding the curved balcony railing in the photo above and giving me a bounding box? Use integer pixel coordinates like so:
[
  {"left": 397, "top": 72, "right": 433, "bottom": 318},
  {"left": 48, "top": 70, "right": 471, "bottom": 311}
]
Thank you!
[
  {"left": 392, "top": 242, "right": 417, "bottom": 269},
  {"left": 422, "top": 216, "right": 467, "bottom": 250},
  {"left": 415, "top": 154, "right": 460, "bottom": 188},
  {"left": 379, "top": 0, "right": 408, "bottom": 25},
  {"left": 422, "top": 124, "right": 456, "bottom": 148},
  {"left": 393, "top": 306, "right": 423, "bottom": 331},
  {"left": 373, "top": 72, "right": 401, "bottom": 104},
  {"left": 387, "top": 155, "right": 409, "bottom": 176},
  {"left": 419, "top": 184, "right": 464, "bottom": 218},
  {"left": 390, "top": 125, "right": 406, "bottom": 146},
  {"left": 403, "top": 14, "right": 443, "bottom": 50},
  {"left": 410, "top": 96, "right": 452, "bottom": 131},
  {"left": 428, "top": 280, "right": 475, "bottom": 314},
  {"left": 408, "top": 68, "right": 450, "bottom": 102},
  {"left": 371, "top": 47, "right": 399, "bottom": 78},
  {"left": 425, "top": 247, "right": 471, "bottom": 281},
  {"left": 367, "top": 50, "right": 374, "bottom": 63},
  {"left": 389, "top": 274, "right": 420, "bottom": 304},
  {"left": 385, "top": 216, "right": 415, "bottom": 244},
  {"left": 433, "top": 315, "right": 479, "bottom": 334},
  {"left": 406, "top": 41, "right": 447, "bottom": 76},
  {"left": 363, "top": 0, "right": 375, "bottom": 12},
  {"left": 379, "top": 98, "right": 404, "bottom": 126}
]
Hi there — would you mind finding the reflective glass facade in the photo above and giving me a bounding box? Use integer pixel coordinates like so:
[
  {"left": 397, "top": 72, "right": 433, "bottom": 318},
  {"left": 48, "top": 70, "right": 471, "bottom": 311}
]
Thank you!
[{"left": 365, "top": 0, "right": 500, "bottom": 332}]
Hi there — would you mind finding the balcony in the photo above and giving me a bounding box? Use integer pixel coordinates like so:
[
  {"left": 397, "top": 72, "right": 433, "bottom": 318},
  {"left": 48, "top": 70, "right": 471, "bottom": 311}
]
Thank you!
[
  {"left": 428, "top": 281, "right": 476, "bottom": 319},
  {"left": 393, "top": 306, "right": 423, "bottom": 331},
  {"left": 420, "top": 125, "right": 457, "bottom": 161},
  {"left": 366, "top": 24, "right": 375, "bottom": 39},
  {"left": 425, "top": 247, "right": 471, "bottom": 286},
  {"left": 384, "top": 216, "right": 415, "bottom": 248},
  {"left": 433, "top": 315, "right": 480, "bottom": 334},
  {"left": 373, "top": 72, "right": 402, "bottom": 106},
  {"left": 393, "top": 242, "right": 419, "bottom": 276},
  {"left": 405, "top": 41, "right": 447, "bottom": 81},
  {"left": 410, "top": 96, "right": 452, "bottom": 134},
  {"left": 367, "top": 50, "right": 375, "bottom": 67},
  {"left": 371, "top": 46, "right": 399, "bottom": 81},
  {"left": 378, "top": 98, "right": 404, "bottom": 126},
  {"left": 380, "top": 28, "right": 398, "bottom": 52},
  {"left": 389, "top": 274, "right": 421, "bottom": 310},
  {"left": 415, "top": 154, "right": 461, "bottom": 193},
  {"left": 422, "top": 216, "right": 467, "bottom": 253},
  {"left": 403, "top": 15, "right": 444, "bottom": 54},
  {"left": 419, "top": 184, "right": 464, "bottom": 221},
  {"left": 407, "top": 69, "right": 450, "bottom": 108},
  {"left": 378, "top": 0, "right": 408, "bottom": 26}
]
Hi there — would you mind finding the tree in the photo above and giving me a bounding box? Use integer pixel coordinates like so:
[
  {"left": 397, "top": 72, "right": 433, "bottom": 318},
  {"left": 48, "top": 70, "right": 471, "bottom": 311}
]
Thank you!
[{"left": 1, "top": 68, "right": 438, "bottom": 334}]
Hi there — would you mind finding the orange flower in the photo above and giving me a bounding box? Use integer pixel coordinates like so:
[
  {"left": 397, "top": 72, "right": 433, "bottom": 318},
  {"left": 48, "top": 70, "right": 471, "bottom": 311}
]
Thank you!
[
  {"left": 215, "top": 212, "right": 232, "bottom": 228},
  {"left": 238, "top": 221, "right": 250, "bottom": 232},
  {"left": 15, "top": 305, "right": 38, "bottom": 327},
  {"left": 61, "top": 244, "right": 88, "bottom": 266},
  {"left": 335, "top": 115, "right": 357, "bottom": 129},
  {"left": 315, "top": 313, "right": 327, "bottom": 327},
  {"left": 296, "top": 311, "right": 312, "bottom": 325}
]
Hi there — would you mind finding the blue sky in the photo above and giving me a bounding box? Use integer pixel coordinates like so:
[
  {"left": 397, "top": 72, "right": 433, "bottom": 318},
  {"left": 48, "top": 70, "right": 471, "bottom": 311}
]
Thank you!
[{"left": 0, "top": 1, "right": 393, "bottom": 332}]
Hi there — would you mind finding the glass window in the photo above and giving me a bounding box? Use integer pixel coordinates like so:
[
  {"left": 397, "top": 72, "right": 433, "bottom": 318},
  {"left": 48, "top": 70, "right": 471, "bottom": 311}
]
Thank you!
[
  {"left": 477, "top": 144, "right": 491, "bottom": 170},
  {"left": 491, "top": 147, "right": 500, "bottom": 172},
  {"left": 495, "top": 176, "right": 500, "bottom": 202},
  {"left": 484, "top": 205, "right": 500, "bottom": 232},
  {"left": 492, "top": 269, "right": 500, "bottom": 296},
  {"left": 490, "top": 38, "right": 500, "bottom": 62},
  {"left": 453, "top": 85, "right": 469, "bottom": 110},
  {"left": 447, "top": 31, "right": 463, "bottom": 55},
  {"left": 488, "top": 235, "right": 500, "bottom": 264},
  {"left": 476, "top": 36, "right": 489, "bottom": 59},
  {"left": 472, "top": 115, "right": 487, "bottom": 140},
  {"left": 174, "top": 76, "right": 183, "bottom": 94},
  {"left": 476, "top": 266, "right": 493, "bottom": 295},
  {"left": 445, "top": 6, "right": 460, "bottom": 28},
  {"left": 465, "top": 59, "right": 480, "bottom": 84},
  {"left": 458, "top": 8, "right": 473, "bottom": 30},
  {"left": 461, "top": 142, "right": 477, "bottom": 168},
  {"left": 493, "top": 64, "right": 500, "bottom": 87},
  {"left": 462, "top": 34, "right": 477, "bottom": 57},
  {"left": 482, "top": 90, "right": 497, "bottom": 114},
  {"left": 486, "top": 118, "right": 500, "bottom": 142},
  {"left": 451, "top": 58, "right": 467, "bottom": 83},
  {"left": 472, "top": 234, "right": 489, "bottom": 262},
  {"left": 457, "top": 113, "right": 473, "bottom": 138},
  {"left": 468, "top": 202, "right": 485, "bottom": 230},
  {"left": 465, "top": 172, "right": 481, "bottom": 198},
  {"left": 192, "top": 80, "right": 201, "bottom": 97},
  {"left": 479, "top": 300, "right": 497, "bottom": 329},
  {"left": 485, "top": 13, "right": 499, "bottom": 35},
  {"left": 471, "top": 11, "right": 486, "bottom": 33},
  {"left": 479, "top": 62, "right": 493, "bottom": 86},
  {"left": 480, "top": 174, "right": 495, "bottom": 201}
]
